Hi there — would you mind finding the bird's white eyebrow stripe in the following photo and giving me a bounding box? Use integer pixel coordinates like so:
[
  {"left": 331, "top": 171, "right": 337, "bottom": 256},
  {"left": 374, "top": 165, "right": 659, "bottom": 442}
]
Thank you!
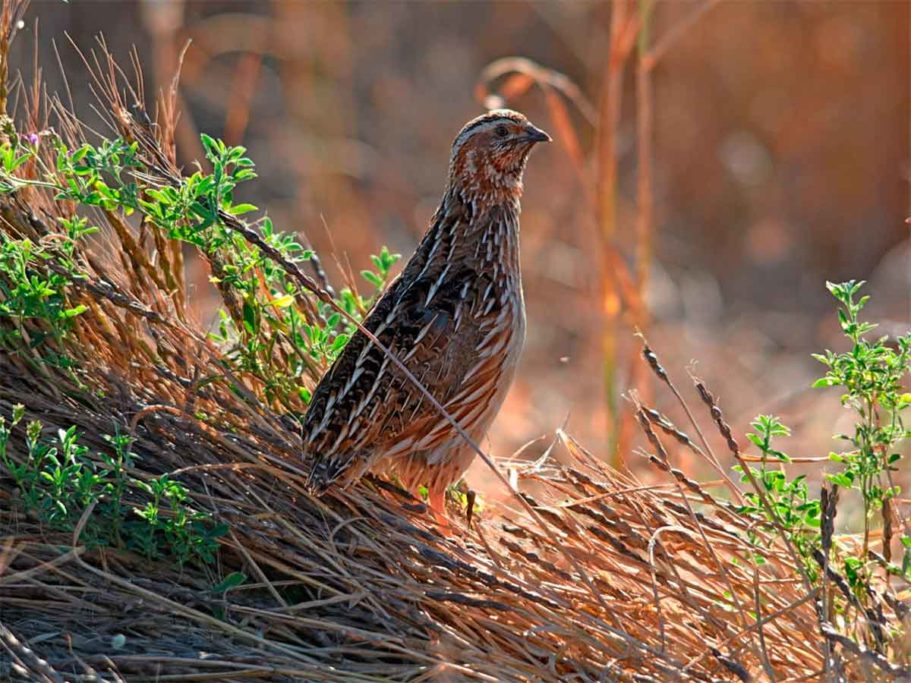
[{"left": 451, "top": 114, "right": 525, "bottom": 153}]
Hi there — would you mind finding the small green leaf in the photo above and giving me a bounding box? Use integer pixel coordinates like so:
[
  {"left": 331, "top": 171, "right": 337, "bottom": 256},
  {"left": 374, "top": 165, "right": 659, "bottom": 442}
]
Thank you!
[
  {"left": 242, "top": 301, "right": 258, "bottom": 335},
  {"left": 746, "top": 433, "right": 764, "bottom": 449},
  {"left": 270, "top": 294, "right": 295, "bottom": 308},
  {"left": 826, "top": 472, "right": 854, "bottom": 488},
  {"left": 228, "top": 203, "right": 258, "bottom": 216},
  {"left": 63, "top": 305, "right": 88, "bottom": 318},
  {"left": 211, "top": 571, "right": 247, "bottom": 593},
  {"left": 361, "top": 270, "right": 383, "bottom": 288}
]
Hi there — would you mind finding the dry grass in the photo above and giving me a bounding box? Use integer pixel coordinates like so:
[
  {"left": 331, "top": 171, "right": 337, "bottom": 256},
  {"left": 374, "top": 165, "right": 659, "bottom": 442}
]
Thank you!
[{"left": 0, "top": 3, "right": 908, "bottom": 682}]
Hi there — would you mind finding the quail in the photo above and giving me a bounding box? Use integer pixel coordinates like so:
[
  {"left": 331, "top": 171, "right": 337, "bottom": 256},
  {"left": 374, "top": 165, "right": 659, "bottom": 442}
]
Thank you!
[{"left": 304, "top": 109, "right": 550, "bottom": 516}]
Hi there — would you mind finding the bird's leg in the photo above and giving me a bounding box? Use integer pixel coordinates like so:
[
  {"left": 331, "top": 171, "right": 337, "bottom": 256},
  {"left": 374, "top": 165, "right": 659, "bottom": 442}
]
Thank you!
[
  {"left": 428, "top": 487, "right": 447, "bottom": 518},
  {"left": 427, "top": 487, "right": 455, "bottom": 533}
]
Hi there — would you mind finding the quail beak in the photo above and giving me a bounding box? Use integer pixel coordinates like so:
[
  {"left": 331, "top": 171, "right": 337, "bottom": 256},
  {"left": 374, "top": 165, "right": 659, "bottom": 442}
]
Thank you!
[{"left": 523, "top": 123, "right": 552, "bottom": 144}]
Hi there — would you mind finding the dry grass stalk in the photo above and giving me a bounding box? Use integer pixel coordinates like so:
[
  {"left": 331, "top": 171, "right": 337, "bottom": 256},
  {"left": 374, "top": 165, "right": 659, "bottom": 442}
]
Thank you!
[{"left": 478, "top": 1, "right": 725, "bottom": 468}]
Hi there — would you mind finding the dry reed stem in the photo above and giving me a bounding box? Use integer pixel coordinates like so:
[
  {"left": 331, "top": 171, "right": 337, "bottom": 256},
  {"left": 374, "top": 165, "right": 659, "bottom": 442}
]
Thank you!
[{"left": 477, "top": 1, "right": 724, "bottom": 469}]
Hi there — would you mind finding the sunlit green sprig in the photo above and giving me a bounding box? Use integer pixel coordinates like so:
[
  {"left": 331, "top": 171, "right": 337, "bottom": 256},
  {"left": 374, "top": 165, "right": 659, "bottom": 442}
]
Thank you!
[
  {"left": 0, "top": 129, "right": 400, "bottom": 408},
  {"left": 814, "top": 280, "right": 911, "bottom": 574}
]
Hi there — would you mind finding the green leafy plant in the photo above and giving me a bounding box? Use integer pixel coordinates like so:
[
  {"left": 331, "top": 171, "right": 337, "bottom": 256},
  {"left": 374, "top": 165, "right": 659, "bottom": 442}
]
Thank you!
[
  {"left": 735, "top": 415, "right": 821, "bottom": 574},
  {"left": 0, "top": 129, "right": 401, "bottom": 409},
  {"left": 361, "top": 245, "right": 401, "bottom": 294},
  {"left": 0, "top": 236, "right": 87, "bottom": 366},
  {"left": 814, "top": 280, "right": 911, "bottom": 559},
  {"left": 0, "top": 406, "right": 224, "bottom": 565},
  {"left": 733, "top": 281, "right": 909, "bottom": 592}
]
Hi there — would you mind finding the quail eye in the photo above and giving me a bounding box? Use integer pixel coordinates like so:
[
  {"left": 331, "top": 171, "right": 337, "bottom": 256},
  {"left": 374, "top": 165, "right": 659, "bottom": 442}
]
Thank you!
[{"left": 495, "top": 124, "right": 509, "bottom": 138}]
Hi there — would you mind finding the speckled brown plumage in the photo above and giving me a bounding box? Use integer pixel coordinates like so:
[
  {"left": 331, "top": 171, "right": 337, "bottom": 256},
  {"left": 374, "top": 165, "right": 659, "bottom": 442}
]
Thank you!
[{"left": 303, "top": 109, "right": 550, "bottom": 514}]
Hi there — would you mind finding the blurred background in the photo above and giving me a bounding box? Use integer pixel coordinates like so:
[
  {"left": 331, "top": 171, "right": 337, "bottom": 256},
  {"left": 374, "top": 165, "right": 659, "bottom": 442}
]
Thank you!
[{"left": 16, "top": 1, "right": 910, "bottom": 495}]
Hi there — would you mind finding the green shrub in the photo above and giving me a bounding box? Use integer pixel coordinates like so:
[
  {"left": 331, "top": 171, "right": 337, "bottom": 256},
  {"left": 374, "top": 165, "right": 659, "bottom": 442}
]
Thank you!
[
  {"left": 735, "top": 281, "right": 910, "bottom": 591},
  {"left": 0, "top": 406, "right": 225, "bottom": 565}
]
